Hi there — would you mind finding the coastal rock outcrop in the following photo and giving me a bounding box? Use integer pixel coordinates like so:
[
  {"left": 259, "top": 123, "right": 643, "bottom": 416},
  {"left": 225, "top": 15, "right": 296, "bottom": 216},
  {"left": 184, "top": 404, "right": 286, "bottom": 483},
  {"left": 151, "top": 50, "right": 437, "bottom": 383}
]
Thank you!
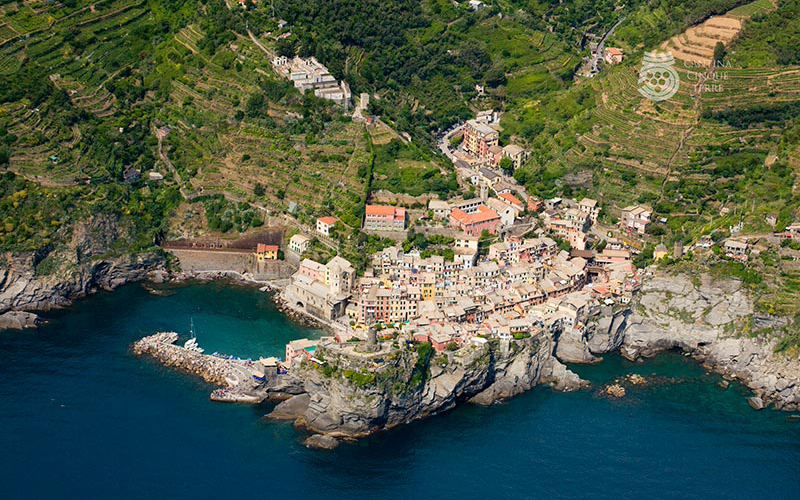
[
  {"left": 555, "top": 327, "right": 599, "bottom": 364},
  {"left": 0, "top": 214, "right": 166, "bottom": 315},
  {"left": 284, "top": 335, "right": 585, "bottom": 438},
  {"left": 0, "top": 310, "right": 40, "bottom": 329},
  {"left": 586, "top": 306, "right": 627, "bottom": 354},
  {"left": 612, "top": 272, "right": 800, "bottom": 410}
]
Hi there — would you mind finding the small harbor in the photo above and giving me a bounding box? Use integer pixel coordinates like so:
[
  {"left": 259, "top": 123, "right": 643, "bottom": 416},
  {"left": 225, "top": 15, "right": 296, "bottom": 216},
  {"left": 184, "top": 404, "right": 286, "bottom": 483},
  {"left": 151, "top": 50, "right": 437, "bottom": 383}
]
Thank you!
[{"left": 133, "top": 331, "right": 277, "bottom": 403}]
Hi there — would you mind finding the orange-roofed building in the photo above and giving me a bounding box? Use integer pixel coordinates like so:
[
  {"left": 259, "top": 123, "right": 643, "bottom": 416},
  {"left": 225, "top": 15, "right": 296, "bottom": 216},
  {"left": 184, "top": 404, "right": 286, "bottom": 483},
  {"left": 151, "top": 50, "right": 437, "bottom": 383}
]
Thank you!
[
  {"left": 604, "top": 47, "right": 623, "bottom": 65},
  {"left": 256, "top": 244, "right": 279, "bottom": 261},
  {"left": 316, "top": 216, "right": 337, "bottom": 236},
  {"left": 363, "top": 205, "right": 407, "bottom": 231},
  {"left": 450, "top": 205, "right": 501, "bottom": 236},
  {"left": 498, "top": 192, "right": 525, "bottom": 212}
]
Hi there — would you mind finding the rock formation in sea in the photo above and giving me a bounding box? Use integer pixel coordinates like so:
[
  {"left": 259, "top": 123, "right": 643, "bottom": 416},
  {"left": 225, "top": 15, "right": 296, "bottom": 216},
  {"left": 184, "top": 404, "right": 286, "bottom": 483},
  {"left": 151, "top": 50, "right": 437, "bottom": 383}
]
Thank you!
[
  {"left": 585, "top": 272, "right": 800, "bottom": 411},
  {"left": 0, "top": 214, "right": 166, "bottom": 314}
]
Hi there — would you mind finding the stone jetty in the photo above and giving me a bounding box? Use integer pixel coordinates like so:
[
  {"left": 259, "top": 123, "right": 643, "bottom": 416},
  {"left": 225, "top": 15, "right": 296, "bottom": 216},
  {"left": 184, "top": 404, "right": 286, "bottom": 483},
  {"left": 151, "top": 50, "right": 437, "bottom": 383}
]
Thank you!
[{"left": 133, "top": 332, "right": 267, "bottom": 403}]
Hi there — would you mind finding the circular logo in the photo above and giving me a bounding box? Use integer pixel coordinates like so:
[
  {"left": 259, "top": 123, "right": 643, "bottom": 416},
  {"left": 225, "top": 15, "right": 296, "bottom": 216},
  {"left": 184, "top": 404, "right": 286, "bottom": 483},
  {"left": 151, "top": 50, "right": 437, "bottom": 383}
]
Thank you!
[{"left": 638, "top": 52, "right": 680, "bottom": 102}]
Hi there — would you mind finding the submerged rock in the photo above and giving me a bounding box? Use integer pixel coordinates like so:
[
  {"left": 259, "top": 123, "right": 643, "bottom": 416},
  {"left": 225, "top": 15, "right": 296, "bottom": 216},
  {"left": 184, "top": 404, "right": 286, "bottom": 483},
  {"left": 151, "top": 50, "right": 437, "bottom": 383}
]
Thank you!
[
  {"left": 304, "top": 434, "right": 339, "bottom": 449},
  {"left": 0, "top": 310, "right": 39, "bottom": 330}
]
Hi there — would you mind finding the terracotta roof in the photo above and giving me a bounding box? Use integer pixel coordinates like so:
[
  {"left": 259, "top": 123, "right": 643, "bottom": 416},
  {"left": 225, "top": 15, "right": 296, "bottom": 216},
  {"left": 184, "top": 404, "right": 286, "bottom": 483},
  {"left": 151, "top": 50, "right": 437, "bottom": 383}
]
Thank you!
[
  {"left": 317, "top": 216, "right": 337, "bottom": 224},
  {"left": 499, "top": 192, "right": 522, "bottom": 206},
  {"left": 606, "top": 47, "right": 623, "bottom": 56},
  {"left": 257, "top": 244, "right": 279, "bottom": 252},
  {"left": 451, "top": 205, "right": 500, "bottom": 225},
  {"left": 366, "top": 205, "right": 405, "bottom": 219}
]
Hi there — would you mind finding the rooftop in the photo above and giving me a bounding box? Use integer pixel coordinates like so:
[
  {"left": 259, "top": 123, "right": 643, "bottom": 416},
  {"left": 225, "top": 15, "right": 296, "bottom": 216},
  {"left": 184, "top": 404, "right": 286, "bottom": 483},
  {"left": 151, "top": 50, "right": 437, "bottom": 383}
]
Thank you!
[
  {"left": 451, "top": 205, "right": 500, "bottom": 225},
  {"left": 366, "top": 205, "right": 406, "bottom": 219},
  {"left": 499, "top": 192, "right": 523, "bottom": 206}
]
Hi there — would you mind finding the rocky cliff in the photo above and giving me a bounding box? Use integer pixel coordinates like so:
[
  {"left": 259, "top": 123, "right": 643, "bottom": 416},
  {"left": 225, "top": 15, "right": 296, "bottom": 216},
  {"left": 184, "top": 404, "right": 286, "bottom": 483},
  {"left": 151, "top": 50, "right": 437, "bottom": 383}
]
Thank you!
[
  {"left": 0, "top": 214, "right": 166, "bottom": 321},
  {"left": 267, "top": 335, "right": 585, "bottom": 444},
  {"left": 584, "top": 272, "right": 800, "bottom": 411}
]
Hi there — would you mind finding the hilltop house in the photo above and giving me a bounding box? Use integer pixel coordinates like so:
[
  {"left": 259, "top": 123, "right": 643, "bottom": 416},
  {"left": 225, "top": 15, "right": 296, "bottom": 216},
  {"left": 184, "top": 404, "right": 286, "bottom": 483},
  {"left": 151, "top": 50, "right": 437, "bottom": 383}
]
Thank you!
[
  {"left": 316, "top": 216, "right": 337, "bottom": 236},
  {"left": 604, "top": 47, "right": 623, "bottom": 65}
]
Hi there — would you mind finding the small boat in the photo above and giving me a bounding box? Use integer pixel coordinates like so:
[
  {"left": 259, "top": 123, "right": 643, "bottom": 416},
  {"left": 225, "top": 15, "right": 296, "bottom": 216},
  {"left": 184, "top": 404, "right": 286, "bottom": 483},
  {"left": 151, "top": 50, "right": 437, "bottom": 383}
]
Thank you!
[{"left": 183, "top": 318, "right": 204, "bottom": 352}]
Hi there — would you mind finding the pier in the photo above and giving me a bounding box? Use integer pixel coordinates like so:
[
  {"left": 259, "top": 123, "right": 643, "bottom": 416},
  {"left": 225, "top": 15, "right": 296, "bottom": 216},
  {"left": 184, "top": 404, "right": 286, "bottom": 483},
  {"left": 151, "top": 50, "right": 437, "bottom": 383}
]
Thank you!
[{"left": 133, "top": 332, "right": 268, "bottom": 403}]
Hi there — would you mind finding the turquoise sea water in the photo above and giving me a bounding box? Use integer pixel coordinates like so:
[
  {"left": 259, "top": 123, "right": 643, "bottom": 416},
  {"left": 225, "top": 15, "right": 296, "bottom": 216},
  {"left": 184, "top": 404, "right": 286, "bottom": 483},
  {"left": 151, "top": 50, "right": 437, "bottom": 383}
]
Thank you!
[{"left": 1, "top": 282, "right": 798, "bottom": 500}]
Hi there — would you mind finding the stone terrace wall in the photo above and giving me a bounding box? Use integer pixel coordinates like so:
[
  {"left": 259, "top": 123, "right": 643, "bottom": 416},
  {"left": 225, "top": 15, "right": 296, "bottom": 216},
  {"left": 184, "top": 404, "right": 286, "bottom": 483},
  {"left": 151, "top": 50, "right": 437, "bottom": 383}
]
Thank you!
[{"left": 169, "top": 249, "right": 254, "bottom": 273}]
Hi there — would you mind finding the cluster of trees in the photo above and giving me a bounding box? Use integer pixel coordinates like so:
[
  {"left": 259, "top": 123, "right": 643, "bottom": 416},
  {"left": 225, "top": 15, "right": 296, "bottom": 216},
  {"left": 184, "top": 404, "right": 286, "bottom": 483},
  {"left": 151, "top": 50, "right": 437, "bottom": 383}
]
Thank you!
[
  {"left": 703, "top": 101, "right": 800, "bottom": 129},
  {"left": 201, "top": 196, "right": 264, "bottom": 233}
]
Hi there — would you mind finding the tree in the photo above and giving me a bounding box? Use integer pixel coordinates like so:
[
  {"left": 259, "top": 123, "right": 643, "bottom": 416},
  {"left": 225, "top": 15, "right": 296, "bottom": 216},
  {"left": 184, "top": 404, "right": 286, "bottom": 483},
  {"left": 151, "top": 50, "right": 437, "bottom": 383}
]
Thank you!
[
  {"left": 499, "top": 156, "right": 514, "bottom": 176},
  {"left": 253, "top": 182, "right": 265, "bottom": 196},
  {"left": 713, "top": 42, "right": 726, "bottom": 67}
]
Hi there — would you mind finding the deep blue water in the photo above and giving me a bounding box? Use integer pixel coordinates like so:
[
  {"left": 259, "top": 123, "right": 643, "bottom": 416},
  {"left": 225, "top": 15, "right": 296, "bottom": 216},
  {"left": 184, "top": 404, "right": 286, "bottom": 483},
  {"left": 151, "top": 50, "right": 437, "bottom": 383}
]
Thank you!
[{"left": 1, "top": 282, "right": 798, "bottom": 500}]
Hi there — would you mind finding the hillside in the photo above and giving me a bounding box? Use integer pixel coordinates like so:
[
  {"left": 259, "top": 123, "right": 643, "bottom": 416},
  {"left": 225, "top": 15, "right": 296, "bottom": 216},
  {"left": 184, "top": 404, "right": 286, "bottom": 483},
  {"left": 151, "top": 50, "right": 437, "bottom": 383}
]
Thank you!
[{"left": 1, "top": 0, "right": 800, "bottom": 300}]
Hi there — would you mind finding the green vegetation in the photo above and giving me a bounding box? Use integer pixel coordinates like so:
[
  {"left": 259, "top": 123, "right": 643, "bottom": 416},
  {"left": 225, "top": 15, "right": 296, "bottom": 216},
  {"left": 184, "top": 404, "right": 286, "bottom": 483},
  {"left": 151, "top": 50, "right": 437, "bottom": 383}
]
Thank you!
[
  {"left": 407, "top": 341, "right": 433, "bottom": 389},
  {"left": 343, "top": 367, "right": 377, "bottom": 388},
  {"left": 371, "top": 138, "right": 457, "bottom": 196}
]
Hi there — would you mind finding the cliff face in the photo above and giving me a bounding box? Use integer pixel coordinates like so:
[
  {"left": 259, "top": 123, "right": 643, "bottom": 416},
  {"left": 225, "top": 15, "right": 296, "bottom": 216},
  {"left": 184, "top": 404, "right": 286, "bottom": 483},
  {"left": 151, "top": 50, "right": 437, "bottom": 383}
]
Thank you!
[
  {"left": 0, "top": 214, "right": 165, "bottom": 316},
  {"left": 270, "top": 336, "right": 585, "bottom": 439},
  {"left": 591, "top": 272, "right": 800, "bottom": 410}
]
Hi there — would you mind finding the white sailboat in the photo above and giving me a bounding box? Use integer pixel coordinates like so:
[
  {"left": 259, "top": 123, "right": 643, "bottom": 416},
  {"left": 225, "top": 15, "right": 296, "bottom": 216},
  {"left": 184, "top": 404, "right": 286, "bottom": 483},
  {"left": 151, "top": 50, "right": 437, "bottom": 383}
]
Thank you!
[{"left": 184, "top": 318, "right": 204, "bottom": 353}]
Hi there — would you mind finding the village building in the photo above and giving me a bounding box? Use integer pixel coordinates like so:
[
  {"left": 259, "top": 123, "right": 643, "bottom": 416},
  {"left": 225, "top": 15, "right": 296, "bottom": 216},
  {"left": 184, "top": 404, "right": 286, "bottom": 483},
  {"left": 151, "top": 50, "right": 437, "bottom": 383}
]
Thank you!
[
  {"left": 620, "top": 205, "right": 652, "bottom": 235},
  {"left": 463, "top": 119, "right": 499, "bottom": 159},
  {"left": 255, "top": 244, "right": 279, "bottom": 261},
  {"left": 316, "top": 216, "right": 337, "bottom": 237},
  {"left": 724, "top": 239, "right": 749, "bottom": 260},
  {"left": 501, "top": 144, "right": 528, "bottom": 170},
  {"left": 285, "top": 338, "right": 318, "bottom": 364},
  {"left": 478, "top": 167, "right": 501, "bottom": 187},
  {"left": 428, "top": 199, "right": 451, "bottom": 219},
  {"left": 578, "top": 198, "right": 600, "bottom": 223},
  {"left": 450, "top": 205, "right": 501, "bottom": 236},
  {"left": 284, "top": 256, "right": 356, "bottom": 321},
  {"left": 363, "top": 205, "right": 407, "bottom": 231},
  {"left": 498, "top": 192, "right": 525, "bottom": 212},
  {"left": 289, "top": 234, "right": 311, "bottom": 254},
  {"left": 486, "top": 197, "right": 518, "bottom": 227}
]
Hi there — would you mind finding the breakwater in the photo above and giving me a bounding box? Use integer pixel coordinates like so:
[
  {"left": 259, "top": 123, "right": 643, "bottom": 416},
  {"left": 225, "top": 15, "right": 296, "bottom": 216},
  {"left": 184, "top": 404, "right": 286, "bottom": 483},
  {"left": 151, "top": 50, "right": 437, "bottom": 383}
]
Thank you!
[{"left": 133, "top": 332, "right": 266, "bottom": 403}]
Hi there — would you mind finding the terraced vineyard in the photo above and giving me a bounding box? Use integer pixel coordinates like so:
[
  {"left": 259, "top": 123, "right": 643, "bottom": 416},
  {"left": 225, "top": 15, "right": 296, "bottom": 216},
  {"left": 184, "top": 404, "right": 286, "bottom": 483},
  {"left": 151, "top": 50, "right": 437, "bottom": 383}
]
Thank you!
[
  {"left": 0, "top": 0, "right": 373, "bottom": 237},
  {"left": 553, "top": 0, "right": 800, "bottom": 237}
]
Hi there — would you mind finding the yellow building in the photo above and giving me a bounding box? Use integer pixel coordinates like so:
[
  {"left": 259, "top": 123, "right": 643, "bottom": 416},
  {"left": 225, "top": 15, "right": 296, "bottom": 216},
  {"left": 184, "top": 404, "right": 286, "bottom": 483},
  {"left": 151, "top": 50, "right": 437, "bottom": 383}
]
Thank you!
[{"left": 256, "top": 244, "right": 279, "bottom": 261}]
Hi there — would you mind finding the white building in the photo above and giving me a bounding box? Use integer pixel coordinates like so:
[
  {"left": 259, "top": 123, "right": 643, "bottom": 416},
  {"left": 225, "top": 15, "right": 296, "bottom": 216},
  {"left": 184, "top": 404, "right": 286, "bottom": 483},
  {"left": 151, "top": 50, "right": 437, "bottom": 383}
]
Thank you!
[{"left": 316, "top": 216, "right": 336, "bottom": 237}]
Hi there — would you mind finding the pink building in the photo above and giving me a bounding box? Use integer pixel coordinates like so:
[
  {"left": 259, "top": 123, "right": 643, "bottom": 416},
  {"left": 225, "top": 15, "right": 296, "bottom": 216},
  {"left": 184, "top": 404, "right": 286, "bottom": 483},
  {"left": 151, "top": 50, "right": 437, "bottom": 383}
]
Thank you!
[
  {"left": 364, "top": 205, "right": 407, "bottom": 231},
  {"left": 450, "top": 205, "right": 501, "bottom": 236}
]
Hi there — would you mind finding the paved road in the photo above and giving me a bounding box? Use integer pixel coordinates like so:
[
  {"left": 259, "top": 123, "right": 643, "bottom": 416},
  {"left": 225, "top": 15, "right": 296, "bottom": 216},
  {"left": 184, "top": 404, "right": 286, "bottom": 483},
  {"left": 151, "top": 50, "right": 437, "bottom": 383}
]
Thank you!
[
  {"left": 437, "top": 122, "right": 465, "bottom": 162},
  {"left": 590, "top": 16, "right": 627, "bottom": 73}
]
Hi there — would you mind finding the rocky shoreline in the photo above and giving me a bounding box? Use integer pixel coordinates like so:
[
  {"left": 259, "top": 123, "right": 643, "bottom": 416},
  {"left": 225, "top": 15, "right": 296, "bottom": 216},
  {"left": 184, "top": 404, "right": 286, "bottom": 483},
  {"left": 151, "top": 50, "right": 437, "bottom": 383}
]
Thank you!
[
  {"left": 4, "top": 244, "right": 799, "bottom": 445},
  {"left": 580, "top": 272, "right": 800, "bottom": 411},
  {"left": 264, "top": 334, "right": 587, "bottom": 448}
]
